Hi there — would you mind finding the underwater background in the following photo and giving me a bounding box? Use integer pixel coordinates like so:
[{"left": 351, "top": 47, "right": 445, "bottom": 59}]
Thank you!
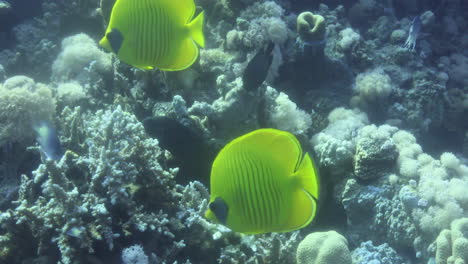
[{"left": 1, "top": 0, "right": 468, "bottom": 263}]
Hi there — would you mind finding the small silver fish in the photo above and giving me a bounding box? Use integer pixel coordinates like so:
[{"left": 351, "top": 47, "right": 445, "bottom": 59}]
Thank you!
[
  {"left": 33, "top": 121, "right": 63, "bottom": 160},
  {"left": 404, "top": 16, "right": 421, "bottom": 51}
]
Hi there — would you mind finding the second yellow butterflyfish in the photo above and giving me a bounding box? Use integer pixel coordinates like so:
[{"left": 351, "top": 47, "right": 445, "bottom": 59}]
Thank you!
[
  {"left": 205, "top": 128, "right": 320, "bottom": 234},
  {"left": 99, "top": 0, "right": 205, "bottom": 71}
]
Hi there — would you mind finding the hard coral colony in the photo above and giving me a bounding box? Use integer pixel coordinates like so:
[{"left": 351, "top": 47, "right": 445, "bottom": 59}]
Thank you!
[{"left": 0, "top": 0, "right": 467, "bottom": 264}]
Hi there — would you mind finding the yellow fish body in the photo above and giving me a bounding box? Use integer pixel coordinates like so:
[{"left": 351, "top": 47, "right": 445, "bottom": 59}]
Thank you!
[
  {"left": 205, "top": 128, "right": 320, "bottom": 234},
  {"left": 99, "top": 0, "right": 205, "bottom": 71}
]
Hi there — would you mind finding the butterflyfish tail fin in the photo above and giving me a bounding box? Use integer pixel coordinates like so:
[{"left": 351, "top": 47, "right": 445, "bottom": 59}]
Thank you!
[{"left": 188, "top": 10, "right": 205, "bottom": 48}]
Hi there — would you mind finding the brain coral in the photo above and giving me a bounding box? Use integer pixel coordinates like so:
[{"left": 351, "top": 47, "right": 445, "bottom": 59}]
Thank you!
[{"left": 296, "top": 230, "right": 352, "bottom": 264}]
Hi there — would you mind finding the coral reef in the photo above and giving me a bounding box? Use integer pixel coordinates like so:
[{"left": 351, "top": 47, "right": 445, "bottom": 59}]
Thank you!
[
  {"left": 52, "top": 33, "right": 112, "bottom": 82},
  {"left": 296, "top": 230, "right": 352, "bottom": 264},
  {"left": 122, "top": 244, "right": 149, "bottom": 264},
  {"left": 296, "top": 11, "right": 326, "bottom": 42},
  {"left": 225, "top": 1, "right": 290, "bottom": 49},
  {"left": 0, "top": 0, "right": 467, "bottom": 263},
  {"left": 0, "top": 76, "right": 56, "bottom": 146},
  {"left": 266, "top": 87, "right": 312, "bottom": 135},
  {"left": 352, "top": 241, "right": 408, "bottom": 264},
  {"left": 352, "top": 68, "right": 393, "bottom": 107},
  {"left": 338, "top": 28, "right": 361, "bottom": 52},
  {"left": 353, "top": 125, "right": 398, "bottom": 180},
  {"left": 434, "top": 218, "right": 468, "bottom": 264},
  {"left": 311, "top": 108, "right": 369, "bottom": 178},
  {"left": 0, "top": 106, "right": 181, "bottom": 263}
]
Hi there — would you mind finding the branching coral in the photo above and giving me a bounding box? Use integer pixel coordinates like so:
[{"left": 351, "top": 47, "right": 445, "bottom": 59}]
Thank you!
[
  {"left": 219, "top": 232, "right": 300, "bottom": 264},
  {"left": 0, "top": 106, "right": 179, "bottom": 263}
]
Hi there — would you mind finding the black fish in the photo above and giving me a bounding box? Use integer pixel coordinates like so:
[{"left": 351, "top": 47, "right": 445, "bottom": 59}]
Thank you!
[
  {"left": 143, "top": 116, "right": 214, "bottom": 184},
  {"left": 242, "top": 42, "right": 275, "bottom": 92}
]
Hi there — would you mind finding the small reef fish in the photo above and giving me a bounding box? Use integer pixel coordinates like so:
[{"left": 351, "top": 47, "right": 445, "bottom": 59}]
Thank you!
[
  {"left": 404, "top": 16, "right": 421, "bottom": 51},
  {"left": 33, "top": 121, "right": 63, "bottom": 160},
  {"left": 205, "top": 128, "right": 320, "bottom": 234},
  {"left": 242, "top": 42, "right": 275, "bottom": 92},
  {"left": 100, "top": 0, "right": 205, "bottom": 71}
]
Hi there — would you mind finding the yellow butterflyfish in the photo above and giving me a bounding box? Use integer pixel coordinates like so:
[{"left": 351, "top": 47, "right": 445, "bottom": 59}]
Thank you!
[
  {"left": 205, "top": 128, "right": 320, "bottom": 234},
  {"left": 99, "top": 0, "right": 205, "bottom": 71}
]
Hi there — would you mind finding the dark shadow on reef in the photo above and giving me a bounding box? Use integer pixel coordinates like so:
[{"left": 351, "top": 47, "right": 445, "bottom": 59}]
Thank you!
[
  {"left": 275, "top": 42, "right": 354, "bottom": 121},
  {"left": 143, "top": 116, "right": 216, "bottom": 186}
]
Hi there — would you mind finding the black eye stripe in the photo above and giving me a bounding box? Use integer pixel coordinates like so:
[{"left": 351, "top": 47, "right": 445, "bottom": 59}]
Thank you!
[
  {"left": 209, "top": 202, "right": 216, "bottom": 210},
  {"left": 107, "top": 28, "right": 123, "bottom": 54},
  {"left": 210, "top": 197, "right": 229, "bottom": 225}
]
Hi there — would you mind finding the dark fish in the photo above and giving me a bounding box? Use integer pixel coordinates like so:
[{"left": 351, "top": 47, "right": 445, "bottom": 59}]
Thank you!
[
  {"left": 142, "top": 116, "right": 214, "bottom": 184},
  {"left": 33, "top": 121, "right": 63, "bottom": 160},
  {"left": 242, "top": 42, "right": 275, "bottom": 92}
]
